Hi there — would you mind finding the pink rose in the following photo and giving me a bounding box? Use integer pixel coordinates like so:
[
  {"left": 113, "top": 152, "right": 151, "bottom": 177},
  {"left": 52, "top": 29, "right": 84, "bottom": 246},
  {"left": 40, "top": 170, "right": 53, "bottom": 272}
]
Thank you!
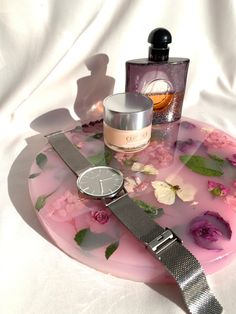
[{"left": 91, "top": 210, "right": 110, "bottom": 224}]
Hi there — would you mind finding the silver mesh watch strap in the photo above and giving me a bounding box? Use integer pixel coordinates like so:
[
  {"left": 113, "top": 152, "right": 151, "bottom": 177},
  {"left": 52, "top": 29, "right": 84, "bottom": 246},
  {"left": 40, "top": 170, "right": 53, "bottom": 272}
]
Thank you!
[
  {"left": 45, "top": 132, "right": 223, "bottom": 313},
  {"left": 107, "top": 193, "right": 223, "bottom": 314},
  {"left": 46, "top": 131, "right": 92, "bottom": 175},
  {"left": 155, "top": 241, "right": 223, "bottom": 314}
]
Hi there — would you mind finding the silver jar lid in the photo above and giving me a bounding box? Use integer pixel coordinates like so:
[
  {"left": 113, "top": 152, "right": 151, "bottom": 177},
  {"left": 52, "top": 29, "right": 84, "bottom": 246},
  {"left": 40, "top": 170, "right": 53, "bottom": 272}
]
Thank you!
[{"left": 103, "top": 92, "right": 153, "bottom": 130}]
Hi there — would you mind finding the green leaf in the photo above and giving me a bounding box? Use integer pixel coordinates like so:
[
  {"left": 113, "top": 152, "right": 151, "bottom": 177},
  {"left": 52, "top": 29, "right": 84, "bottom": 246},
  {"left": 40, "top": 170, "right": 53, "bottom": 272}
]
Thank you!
[
  {"left": 36, "top": 153, "right": 47, "bottom": 169},
  {"left": 180, "top": 155, "right": 224, "bottom": 176},
  {"left": 105, "top": 241, "right": 119, "bottom": 260},
  {"left": 124, "top": 158, "right": 137, "bottom": 167},
  {"left": 74, "top": 228, "right": 89, "bottom": 246},
  {"left": 88, "top": 152, "right": 106, "bottom": 166},
  {"left": 92, "top": 133, "right": 103, "bottom": 139},
  {"left": 86, "top": 133, "right": 104, "bottom": 142},
  {"left": 104, "top": 148, "right": 114, "bottom": 165},
  {"left": 133, "top": 199, "right": 164, "bottom": 218},
  {"left": 74, "top": 229, "right": 115, "bottom": 249},
  {"left": 208, "top": 154, "right": 225, "bottom": 164},
  {"left": 35, "top": 195, "right": 47, "bottom": 211},
  {"left": 29, "top": 172, "right": 41, "bottom": 179}
]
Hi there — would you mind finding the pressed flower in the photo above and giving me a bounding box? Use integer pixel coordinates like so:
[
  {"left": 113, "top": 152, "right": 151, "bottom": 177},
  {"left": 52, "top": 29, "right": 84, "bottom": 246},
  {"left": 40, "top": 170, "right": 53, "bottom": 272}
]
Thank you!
[
  {"left": 124, "top": 176, "right": 149, "bottom": 193},
  {"left": 208, "top": 180, "right": 230, "bottom": 197},
  {"left": 114, "top": 152, "right": 135, "bottom": 164},
  {"left": 137, "top": 140, "right": 173, "bottom": 168},
  {"left": 227, "top": 154, "right": 236, "bottom": 167},
  {"left": 47, "top": 190, "right": 86, "bottom": 222},
  {"left": 189, "top": 211, "right": 232, "bottom": 250},
  {"left": 225, "top": 193, "right": 236, "bottom": 211},
  {"left": 174, "top": 138, "right": 200, "bottom": 153},
  {"left": 179, "top": 121, "right": 196, "bottom": 129},
  {"left": 131, "top": 162, "right": 158, "bottom": 175},
  {"left": 91, "top": 209, "right": 110, "bottom": 224},
  {"left": 203, "top": 130, "right": 235, "bottom": 149},
  {"left": 152, "top": 176, "right": 196, "bottom": 205},
  {"left": 124, "top": 177, "right": 139, "bottom": 193}
]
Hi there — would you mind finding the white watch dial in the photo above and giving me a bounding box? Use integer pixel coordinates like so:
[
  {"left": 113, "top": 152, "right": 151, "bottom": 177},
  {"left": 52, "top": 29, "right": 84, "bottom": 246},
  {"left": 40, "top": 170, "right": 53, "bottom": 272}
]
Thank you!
[{"left": 77, "top": 166, "right": 124, "bottom": 198}]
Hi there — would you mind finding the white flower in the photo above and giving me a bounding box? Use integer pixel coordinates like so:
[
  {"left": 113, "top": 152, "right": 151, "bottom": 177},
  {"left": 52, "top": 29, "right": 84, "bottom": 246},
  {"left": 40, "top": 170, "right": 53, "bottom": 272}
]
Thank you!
[
  {"left": 131, "top": 162, "right": 158, "bottom": 175},
  {"left": 151, "top": 175, "right": 196, "bottom": 205}
]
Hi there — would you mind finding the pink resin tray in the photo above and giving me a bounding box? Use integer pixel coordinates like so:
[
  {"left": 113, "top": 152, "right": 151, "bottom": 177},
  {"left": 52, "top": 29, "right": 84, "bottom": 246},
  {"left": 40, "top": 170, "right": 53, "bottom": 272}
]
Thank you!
[{"left": 28, "top": 118, "right": 236, "bottom": 283}]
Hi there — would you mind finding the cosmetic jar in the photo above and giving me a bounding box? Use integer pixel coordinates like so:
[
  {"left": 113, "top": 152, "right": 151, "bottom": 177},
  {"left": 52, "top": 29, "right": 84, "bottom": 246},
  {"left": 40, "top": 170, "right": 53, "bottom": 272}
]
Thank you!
[{"left": 103, "top": 92, "right": 153, "bottom": 152}]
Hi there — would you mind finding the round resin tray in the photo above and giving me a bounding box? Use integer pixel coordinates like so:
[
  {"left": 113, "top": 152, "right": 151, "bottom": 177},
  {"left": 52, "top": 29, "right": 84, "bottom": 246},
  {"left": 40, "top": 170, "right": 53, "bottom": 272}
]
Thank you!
[{"left": 28, "top": 118, "right": 236, "bottom": 283}]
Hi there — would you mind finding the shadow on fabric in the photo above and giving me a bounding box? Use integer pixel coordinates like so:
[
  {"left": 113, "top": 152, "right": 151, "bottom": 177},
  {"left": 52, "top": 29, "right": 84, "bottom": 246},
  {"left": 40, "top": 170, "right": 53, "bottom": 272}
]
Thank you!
[
  {"left": 73, "top": 53, "right": 115, "bottom": 125},
  {"left": 7, "top": 52, "right": 115, "bottom": 242},
  {"left": 7, "top": 108, "right": 79, "bottom": 243}
]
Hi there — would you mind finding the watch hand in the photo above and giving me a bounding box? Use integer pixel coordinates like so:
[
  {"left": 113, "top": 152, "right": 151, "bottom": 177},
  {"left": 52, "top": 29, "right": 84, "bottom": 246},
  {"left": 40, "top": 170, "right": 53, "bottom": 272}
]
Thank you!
[
  {"left": 99, "top": 180, "right": 104, "bottom": 194},
  {"left": 100, "top": 177, "right": 113, "bottom": 182}
]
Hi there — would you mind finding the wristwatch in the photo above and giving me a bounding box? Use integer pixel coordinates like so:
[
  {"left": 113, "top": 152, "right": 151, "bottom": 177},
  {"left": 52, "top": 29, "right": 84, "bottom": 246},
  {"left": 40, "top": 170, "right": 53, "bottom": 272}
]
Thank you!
[{"left": 46, "top": 130, "right": 223, "bottom": 314}]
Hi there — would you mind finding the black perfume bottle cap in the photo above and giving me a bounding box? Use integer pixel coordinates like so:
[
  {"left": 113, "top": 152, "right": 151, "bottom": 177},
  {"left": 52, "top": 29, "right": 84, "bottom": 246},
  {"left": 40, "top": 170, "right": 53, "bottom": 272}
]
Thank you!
[{"left": 148, "top": 28, "right": 172, "bottom": 62}]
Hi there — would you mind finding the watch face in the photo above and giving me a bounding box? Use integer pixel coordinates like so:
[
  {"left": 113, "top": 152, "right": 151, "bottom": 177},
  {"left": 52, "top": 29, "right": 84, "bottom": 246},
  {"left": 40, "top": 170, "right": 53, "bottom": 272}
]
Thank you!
[{"left": 77, "top": 166, "right": 124, "bottom": 198}]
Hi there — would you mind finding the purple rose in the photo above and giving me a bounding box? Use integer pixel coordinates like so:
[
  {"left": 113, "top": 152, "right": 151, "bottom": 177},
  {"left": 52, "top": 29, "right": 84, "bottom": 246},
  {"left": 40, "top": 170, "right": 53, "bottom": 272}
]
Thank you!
[
  {"left": 174, "top": 138, "right": 200, "bottom": 153},
  {"left": 189, "top": 211, "right": 232, "bottom": 250}
]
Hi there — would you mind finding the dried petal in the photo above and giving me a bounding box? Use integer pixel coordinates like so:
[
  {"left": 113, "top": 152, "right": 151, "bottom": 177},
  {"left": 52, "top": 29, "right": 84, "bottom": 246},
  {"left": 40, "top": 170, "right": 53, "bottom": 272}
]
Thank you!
[{"left": 131, "top": 162, "right": 158, "bottom": 175}]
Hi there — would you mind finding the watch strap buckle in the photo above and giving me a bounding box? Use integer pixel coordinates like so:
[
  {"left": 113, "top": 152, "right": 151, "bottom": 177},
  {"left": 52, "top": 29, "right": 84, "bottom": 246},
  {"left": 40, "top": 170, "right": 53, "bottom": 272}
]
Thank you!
[{"left": 147, "top": 228, "right": 182, "bottom": 259}]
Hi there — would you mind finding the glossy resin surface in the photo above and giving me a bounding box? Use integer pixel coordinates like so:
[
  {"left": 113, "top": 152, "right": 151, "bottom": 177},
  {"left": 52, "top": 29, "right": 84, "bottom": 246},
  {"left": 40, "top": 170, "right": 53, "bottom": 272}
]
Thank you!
[{"left": 28, "top": 118, "right": 236, "bottom": 283}]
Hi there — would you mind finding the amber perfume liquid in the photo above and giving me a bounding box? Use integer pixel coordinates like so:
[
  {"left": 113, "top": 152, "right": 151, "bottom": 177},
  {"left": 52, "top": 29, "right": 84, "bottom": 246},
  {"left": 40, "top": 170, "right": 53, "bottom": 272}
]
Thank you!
[{"left": 145, "top": 91, "right": 184, "bottom": 123}]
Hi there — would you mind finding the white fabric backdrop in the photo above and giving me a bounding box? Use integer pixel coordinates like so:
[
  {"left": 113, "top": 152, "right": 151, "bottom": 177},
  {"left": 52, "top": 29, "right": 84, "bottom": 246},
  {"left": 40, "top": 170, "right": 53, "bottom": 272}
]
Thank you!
[{"left": 1, "top": 0, "right": 236, "bottom": 313}]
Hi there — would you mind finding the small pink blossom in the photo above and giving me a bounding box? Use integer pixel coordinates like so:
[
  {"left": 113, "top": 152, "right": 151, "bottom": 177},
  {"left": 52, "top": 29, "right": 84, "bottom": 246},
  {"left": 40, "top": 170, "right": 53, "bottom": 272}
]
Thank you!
[
  {"left": 232, "top": 181, "right": 236, "bottom": 188},
  {"left": 124, "top": 176, "right": 150, "bottom": 194},
  {"left": 225, "top": 193, "right": 236, "bottom": 211},
  {"left": 134, "top": 181, "right": 149, "bottom": 193},
  {"left": 208, "top": 180, "right": 230, "bottom": 197},
  {"left": 203, "top": 130, "right": 235, "bottom": 149},
  {"left": 114, "top": 152, "right": 135, "bottom": 164},
  {"left": 227, "top": 154, "right": 236, "bottom": 167},
  {"left": 47, "top": 191, "right": 85, "bottom": 222},
  {"left": 90, "top": 209, "right": 110, "bottom": 224},
  {"left": 138, "top": 141, "right": 173, "bottom": 168}
]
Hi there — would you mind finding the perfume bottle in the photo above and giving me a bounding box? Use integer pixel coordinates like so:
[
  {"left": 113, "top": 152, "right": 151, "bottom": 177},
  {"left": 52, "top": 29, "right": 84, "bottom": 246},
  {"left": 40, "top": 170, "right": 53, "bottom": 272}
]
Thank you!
[{"left": 125, "top": 28, "right": 189, "bottom": 124}]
